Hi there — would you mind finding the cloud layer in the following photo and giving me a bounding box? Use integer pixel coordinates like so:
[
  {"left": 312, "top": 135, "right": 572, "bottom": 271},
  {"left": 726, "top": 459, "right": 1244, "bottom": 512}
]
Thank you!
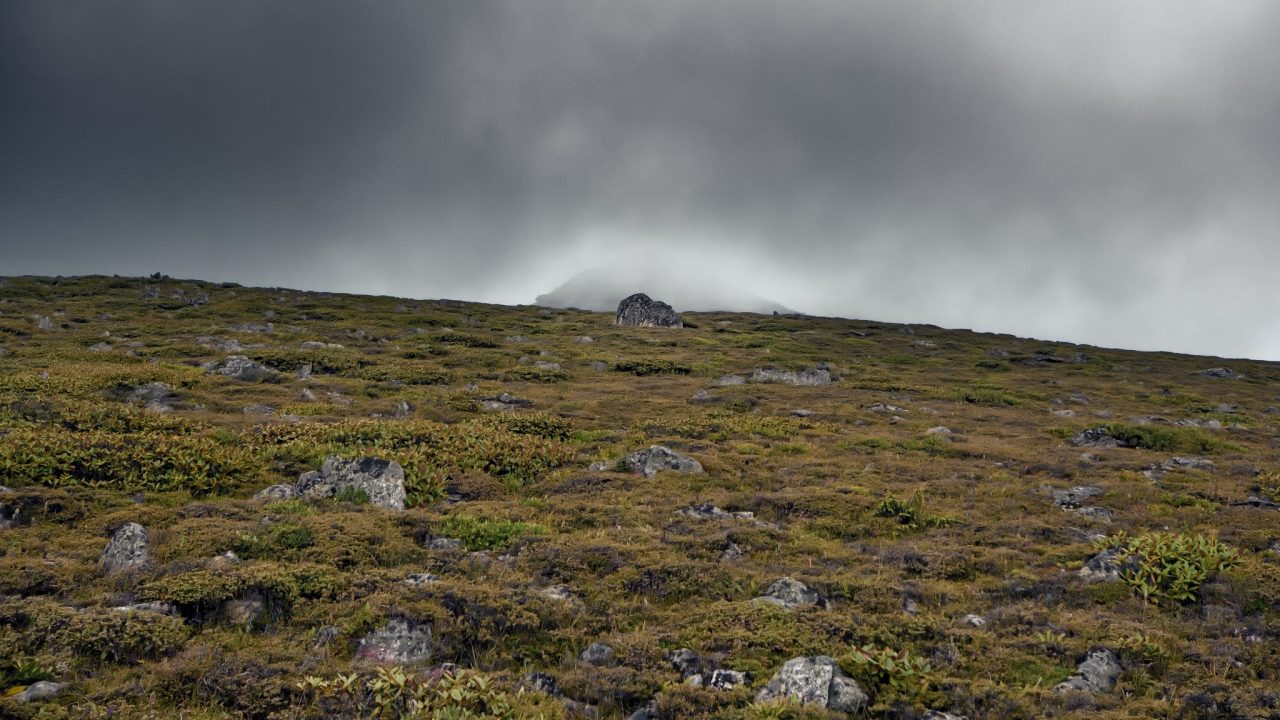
[{"left": 3, "top": 1, "right": 1278, "bottom": 358}]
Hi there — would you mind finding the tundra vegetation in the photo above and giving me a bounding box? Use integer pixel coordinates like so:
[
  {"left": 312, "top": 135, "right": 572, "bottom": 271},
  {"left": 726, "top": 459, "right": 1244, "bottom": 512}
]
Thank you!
[{"left": 0, "top": 275, "right": 1278, "bottom": 719}]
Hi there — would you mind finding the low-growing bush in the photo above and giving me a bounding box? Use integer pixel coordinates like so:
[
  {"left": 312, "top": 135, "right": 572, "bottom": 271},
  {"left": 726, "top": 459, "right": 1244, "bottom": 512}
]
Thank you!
[
  {"left": 1105, "top": 531, "right": 1239, "bottom": 605},
  {"left": 612, "top": 359, "right": 692, "bottom": 376}
]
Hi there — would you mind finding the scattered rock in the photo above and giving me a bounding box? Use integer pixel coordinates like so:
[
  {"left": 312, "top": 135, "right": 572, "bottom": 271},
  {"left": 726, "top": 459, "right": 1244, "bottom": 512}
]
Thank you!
[
  {"left": 790, "top": 409, "right": 815, "bottom": 417},
  {"left": 688, "top": 669, "right": 748, "bottom": 690},
  {"left": 926, "top": 426, "right": 952, "bottom": 436},
  {"left": 621, "top": 446, "right": 703, "bottom": 478},
  {"left": 356, "top": 618, "right": 432, "bottom": 664},
  {"left": 88, "top": 341, "right": 113, "bottom": 352},
  {"left": 625, "top": 703, "right": 660, "bottom": 720},
  {"left": 523, "top": 671, "right": 559, "bottom": 696},
  {"left": 242, "top": 404, "right": 275, "bottom": 416},
  {"left": 870, "top": 403, "right": 907, "bottom": 414},
  {"left": 755, "top": 656, "right": 867, "bottom": 713},
  {"left": 34, "top": 315, "right": 56, "bottom": 331},
  {"left": 924, "top": 712, "right": 969, "bottom": 720},
  {"left": 100, "top": 522, "right": 152, "bottom": 574},
  {"left": 255, "top": 484, "right": 298, "bottom": 501},
  {"left": 720, "top": 543, "right": 746, "bottom": 563},
  {"left": 1070, "top": 427, "right": 1119, "bottom": 448},
  {"left": 589, "top": 361, "right": 608, "bottom": 371},
  {"left": 756, "top": 577, "right": 828, "bottom": 610},
  {"left": 204, "top": 355, "right": 279, "bottom": 382},
  {"left": 404, "top": 573, "right": 441, "bottom": 587},
  {"left": 480, "top": 392, "right": 532, "bottom": 411},
  {"left": 1196, "top": 367, "right": 1242, "bottom": 379},
  {"left": 677, "top": 503, "right": 755, "bottom": 522},
  {"left": 300, "top": 340, "right": 343, "bottom": 350},
  {"left": 1073, "top": 506, "right": 1115, "bottom": 522},
  {"left": 669, "top": 648, "right": 703, "bottom": 678},
  {"left": 534, "top": 584, "right": 582, "bottom": 605},
  {"left": 296, "top": 456, "right": 407, "bottom": 510},
  {"left": 112, "top": 601, "right": 177, "bottom": 615},
  {"left": 1052, "top": 486, "right": 1104, "bottom": 509},
  {"left": 125, "top": 381, "right": 178, "bottom": 406},
  {"left": 615, "top": 293, "right": 683, "bottom": 328},
  {"left": 961, "top": 614, "right": 986, "bottom": 627},
  {"left": 1054, "top": 648, "right": 1122, "bottom": 694},
  {"left": 299, "top": 388, "right": 317, "bottom": 401},
  {"left": 714, "top": 374, "right": 746, "bottom": 386},
  {"left": 1078, "top": 548, "right": 1134, "bottom": 583},
  {"left": 574, "top": 336, "right": 594, "bottom": 344},
  {"left": 750, "top": 366, "right": 832, "bottom": 386},
  {"left": 12, "top": 681, "right": 65, "bottom": 703},
  {"left": 579, "top": 642, "right": 615, "bottom": 666},
  {"left": 427, "top": 537, "right": 465, "bottom": 551},
  {"left": 690, "top": 389, "right": 714, "bottom": 403},
  {"left": 533, "top": 360, "right": 561, "bottom": 370}
]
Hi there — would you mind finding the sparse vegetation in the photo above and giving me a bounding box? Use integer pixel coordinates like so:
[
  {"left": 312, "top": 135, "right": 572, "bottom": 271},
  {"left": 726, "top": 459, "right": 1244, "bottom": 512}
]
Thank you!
[{"left": 0, "top": 275, "right": 1277, "bottom": 719}]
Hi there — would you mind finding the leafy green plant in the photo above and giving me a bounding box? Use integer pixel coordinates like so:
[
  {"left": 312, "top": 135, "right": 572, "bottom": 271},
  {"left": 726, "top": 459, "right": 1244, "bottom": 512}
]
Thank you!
[
  {"left": 1105, "top": 531, "right": 1239, "bottom": 605},
  {"left": 611, "top": 359, "right": 692, "bottom": 376},
  {"left": 843, "top": 644, "right": 934, "bottom": 705},
  {"left": 297, "top": 666, "right": 554, "bottom": 719},
  {"left": 872, "top": 491, "right": 960, "bottom": 531},
  {"left": 433, "top": 515, "right": 546, "bottom": 551}
]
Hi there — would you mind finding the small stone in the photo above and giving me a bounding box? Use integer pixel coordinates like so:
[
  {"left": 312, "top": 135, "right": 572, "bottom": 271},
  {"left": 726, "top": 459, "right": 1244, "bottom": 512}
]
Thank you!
[
  {"left": 524, "top": 672, "right": 559, "bottom": 696},
  {"left": 669, "top": 648, "right": 702, "bottom": 678},
  {"left": 791, "top": 409, "right": 816, "bottom": 417},
  {"left": 404, "top": 573, "right": 441, "bottom": 587},
  {"left": 961, "top": 613, "right": 986, "bottom": 627},
  {"left": 255, "top": 484, "right": 298, "bottom": 501},
  {"left": 690, "top": 389, "right": 714, "bottom": 403},
  {"left": 428, "top": 537, "right": 465, "bottom": 551},
  {"left": 580, "top": 642, "right": 615, "bottom": 666},
  {"left": 112, "top": 601, "right": 177, "bottom": 615},
  {"left": 714, "top": 374, "right": 745, "bottom": 386},
  {"left": 925, "top": 426, "right": 952, "bottom": 435},
  {"left": 756, "top": 577, "right": 827, "bottom": 610},
  {"left": 1052, "top": 486, "right": 1104, "bottom": 509}
]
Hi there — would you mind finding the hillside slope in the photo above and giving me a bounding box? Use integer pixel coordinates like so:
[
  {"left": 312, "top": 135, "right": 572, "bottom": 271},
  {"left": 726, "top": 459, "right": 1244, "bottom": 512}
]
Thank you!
[{"left": 0, "top": 274, "right": 1277, "bottom": 720}]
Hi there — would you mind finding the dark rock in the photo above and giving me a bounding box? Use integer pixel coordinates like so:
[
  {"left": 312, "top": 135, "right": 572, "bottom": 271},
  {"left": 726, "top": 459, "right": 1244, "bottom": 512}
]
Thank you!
[
  {"left": 296, "top": 455, "right": 406, "bottom": 510},
  {"left": 480, "top": 392, "right": 533, "bottom": 411},
  {"left": 524, "top": 671, "right": 559, "bottom": 696},
  {"left": 689, "top": 669, "right": 748, "bottom": 690},
  {"left": 755, "top": 655, "right": 867, "bottom": 712},
  {"left": 1070, "top": 427, "right": 1119, "bottom": 448},
  {"left": 356, "top": 618, "right": 432, "bottom": 664},
  {"left": 100, "top": 522, "right": 152, "bottom": 574},
  {"left": 622, "top": 446, "right": 703, "bottom": 478},
  {"left": 669, "top": 648, "right": 703, "bottom": 678},
  {"left": 615, "top": 293, "right": 683, "bottom": 328}
]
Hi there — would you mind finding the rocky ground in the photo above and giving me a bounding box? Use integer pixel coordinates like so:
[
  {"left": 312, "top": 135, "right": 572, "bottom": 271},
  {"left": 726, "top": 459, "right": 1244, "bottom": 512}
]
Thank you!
[{"left": 0, "top": 274, "right": 1277, "bottom": 719}]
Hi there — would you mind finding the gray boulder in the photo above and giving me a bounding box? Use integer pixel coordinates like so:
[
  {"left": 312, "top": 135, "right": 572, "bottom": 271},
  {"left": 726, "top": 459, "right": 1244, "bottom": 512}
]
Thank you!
[
  {"left": 13, "top": 681, "right": 65, "bottom": 703},
  {"left": 755, "top": 656, "right": 867, "bottom": 713},
  {"left": 356, "top": 618, "right": 432, "bottom": 664},
  {"left": 1078, "top": 548, "right": 1136, "bottom": 582},
  {"left": 1052, "top": 486, "right": 1104, "bottom": 509},
  {"left": 100, "top": 522, "right": 152, "bottom": 574},
  {"left": 255, "top": 484, "right": 298, "bottom": 501},
  {"left": 580, "top": 642, "right": 615, "bottom": 666},
  {"left": 1054, "top": 648, "right": 1122, "bottom": 694},
  {"left": 296, "top": 455, "right": 406, "bottom": 510},
  {"left": 1197, "top": 367, "right": 1242, "bottom": 379},
  {"left": 622, "top": 446, "right": 703, "bottom": 478},
  {"left": 756, "top": 577, "right": 828, "bottom": 610},
  {"left": 615, "top": 293, "right": 683, "bottom": 328},
  {"left": 1070, "top": 427, "right": 1120, "bottom": 448},
  {"left": 751, "top": 366, "right": 832, "bottom": 386},
  {"left": 205, "top": 355, "right": 279, "bottom": 381}
]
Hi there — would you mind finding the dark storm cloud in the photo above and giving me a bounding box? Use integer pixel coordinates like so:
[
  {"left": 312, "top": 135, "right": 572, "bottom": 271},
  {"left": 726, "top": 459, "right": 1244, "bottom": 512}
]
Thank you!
[{"left": 3, "top": 1, "right": 1279, "bottom": 358}]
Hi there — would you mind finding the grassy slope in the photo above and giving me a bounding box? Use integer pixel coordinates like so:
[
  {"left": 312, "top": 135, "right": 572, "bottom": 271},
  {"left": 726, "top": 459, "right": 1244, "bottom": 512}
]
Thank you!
[{"left": 0, "top": 274, "right": 1277, "bottom": 719}]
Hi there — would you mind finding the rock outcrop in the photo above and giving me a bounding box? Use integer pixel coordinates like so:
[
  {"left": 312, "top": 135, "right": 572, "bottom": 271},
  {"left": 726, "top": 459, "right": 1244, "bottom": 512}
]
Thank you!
[
  {"left": 296, "top": 456, "right": 407, "bottom": 510},
  {"left": 616, "top": 293, "right": 683, "bottom": 328},
  {"left": 204, "top": 355, "right": 279, "bottom": 382},
  {"left": 356, "top": 618, "right": 432, "bottom": 664},
  {"left": 755, "top": 656, "right": 867, "bottom": 713},
  {"left": 1054, "top": 648, "right": 1122, "bottom": 693},
  {"left": 621, "top": 446, "right": 703, "bottom": 478}
]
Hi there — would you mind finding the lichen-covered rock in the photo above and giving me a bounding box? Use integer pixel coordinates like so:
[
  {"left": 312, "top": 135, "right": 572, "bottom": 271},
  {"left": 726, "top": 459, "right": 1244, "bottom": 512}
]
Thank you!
[
  {"left": 296, "top": 455, "right": 406, "bottom": 510},
  {"left": 622, "top": 446, "right": 702, "bottom": 478},
  {"left": 1054, "top": 648, "right": 1122, "bottom": 693},
  {"left": 676, "top": 503, "right": 755, "bottom": 522},
  {"left": 756, "top": 577, "right": 828, "bottom": 609},
  {"left": 750, "top": 366, "right": 832, "bottom": 386},
  {"left": 615, "top": 293, "right": 683, "bottom": 328},
  {"left": 580, "top": 642, "right": 615, "bottom": 666},
  {"left": 1052, "top": 486, "right": 1104, "bottom": 509},
  {"left": 100, "top": 522, "right": 152, "bottom": 574},
  {"left": 255, "top": 484, "right": 298, "bottom": 501},
  {"left": 1070, "top": 427, "right": 1119, "bottom": 448},
  {"left": 755, "top": 655, "right": 867, "bottom": 713},
  {"left": 204, "top": 355, "right": 279, "bottom": 381},
  {"left": 356, "top": 618, "right": 432, "bottom": 664}
]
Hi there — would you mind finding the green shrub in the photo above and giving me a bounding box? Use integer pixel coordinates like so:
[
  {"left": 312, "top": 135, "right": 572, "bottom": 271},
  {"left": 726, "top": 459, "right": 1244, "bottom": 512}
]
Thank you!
[
  {"left": 433, "top": 515, "right": 546, "bottom": 551},
  {"left": 1107, "top": 531, "right": 1239, "bottom": 605},
  {"left": 612, "top": 359, "right": 692, "bottom": 376},
  {"left": 872, "top": 491, "right": 960, "bottom": 531},
  {"left": 296, "top": 666, "right": 561, "bottom": 719},
  {"left": 842, "top": 644, "right": 934, "bottom": 706}
]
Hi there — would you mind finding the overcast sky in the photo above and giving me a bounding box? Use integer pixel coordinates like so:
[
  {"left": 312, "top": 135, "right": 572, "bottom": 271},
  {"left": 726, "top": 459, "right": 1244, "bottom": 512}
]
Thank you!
[{"left": 2, "top": 1, "right": 1278, "bottom": 359}]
